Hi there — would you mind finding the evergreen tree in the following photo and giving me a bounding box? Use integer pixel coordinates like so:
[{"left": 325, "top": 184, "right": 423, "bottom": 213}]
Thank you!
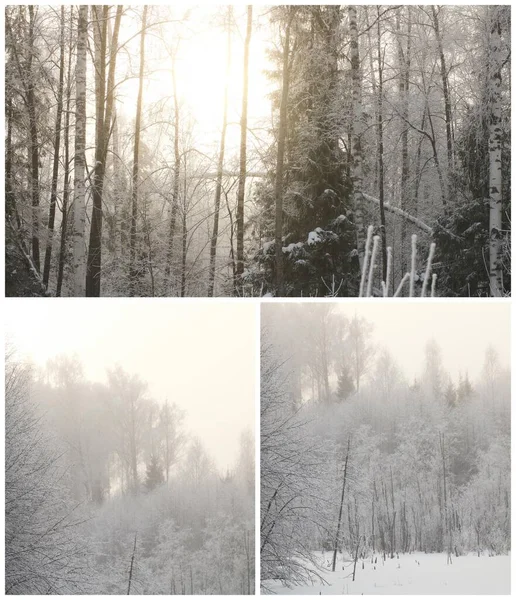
[
  {"left": 144, "top": 454, "right": 164, "bottom": 492},
  {"left": 336, "top": 363, "right": 355, "bottom": 402},
  {"left": 457, "top": 372, "right": 474, "bottom": 404},
  {"left": 444, "top": 381, "right": 456, "bottom": 408},
  {"left": 248, "top": 6, "right": 359, "bottom": 297}
]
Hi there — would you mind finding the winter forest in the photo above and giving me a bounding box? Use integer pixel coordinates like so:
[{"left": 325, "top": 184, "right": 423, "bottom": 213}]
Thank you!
[
  {"left": 261, "top": 303, "right": 510, "bottom": 594},
  {"left": 5, "top": 304, "right": 255, "bottom": 594},
  {"left": 4, "top": 5, "right": 511, "bottom": 297}
]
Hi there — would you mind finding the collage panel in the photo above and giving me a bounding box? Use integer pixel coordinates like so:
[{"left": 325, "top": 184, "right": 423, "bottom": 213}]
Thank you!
[
  {"left": 4, "top": 4, "right": 510, "bottom": 298},
  {"left": 5, "top": 301, "right": 256, "bottom": 594},
  {"left": 261, "top": 302, "right": 510, "bottom": 595},
  {"left": 2, "top": 1, "right": 513, "bottom": 598}
]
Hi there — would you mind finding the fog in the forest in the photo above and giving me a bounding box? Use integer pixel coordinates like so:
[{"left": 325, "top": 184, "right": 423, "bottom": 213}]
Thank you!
[
  {"left": 6, "top": 300, "right": 255, "bottom": 469},
  {"left": 264, "top": 302, "right": 510, "bottom": 384},
  {"left": 261, "top": 302, "right": 510, "bottom": 594},
  {"left": 6, "top": 302, "right": 255, "bottom": 594}
]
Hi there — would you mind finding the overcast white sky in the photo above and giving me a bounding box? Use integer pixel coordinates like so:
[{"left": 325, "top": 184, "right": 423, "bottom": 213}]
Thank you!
[
  {"left": 265, "top": 301, "right": 510, "bottom": 383},
  {"left": 350, "top": 302, "right": 510, "bottom": 381},
  {"left": 6, "top": 300, "right": 256, "bottom": 471}
]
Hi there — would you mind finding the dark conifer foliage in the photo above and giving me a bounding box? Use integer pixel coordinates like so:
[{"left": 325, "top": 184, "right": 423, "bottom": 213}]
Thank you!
[{"left": 145, "top": 455, "right": 164, "bottom": 492}]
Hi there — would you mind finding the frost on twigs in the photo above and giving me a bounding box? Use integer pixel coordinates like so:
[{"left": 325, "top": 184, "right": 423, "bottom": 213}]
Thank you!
[{"left": 359, "top": 225, "right": 437, "bottom": 298}]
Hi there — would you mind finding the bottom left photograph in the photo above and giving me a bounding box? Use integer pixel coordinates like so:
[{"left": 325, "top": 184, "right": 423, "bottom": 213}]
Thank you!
[{"left": 5, "top": 300, "right": 256, "bottom": 595}]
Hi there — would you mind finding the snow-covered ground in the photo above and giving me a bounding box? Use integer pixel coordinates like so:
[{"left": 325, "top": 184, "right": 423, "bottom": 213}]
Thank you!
[{"left": 264, "top": 551, "right": 511, "bottom": 595}]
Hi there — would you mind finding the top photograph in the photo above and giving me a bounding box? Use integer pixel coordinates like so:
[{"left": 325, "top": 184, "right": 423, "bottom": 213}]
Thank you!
[{"left": 5, "top": 5, "right": 511, "bottom": 298}]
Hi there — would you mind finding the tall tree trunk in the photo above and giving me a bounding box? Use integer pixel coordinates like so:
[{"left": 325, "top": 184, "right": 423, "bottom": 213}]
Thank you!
[
  {"left": 349, "top": 6, "right": 365, "bottom": 268},
  {"left": 72, "top": 5, "right": 88, "bottom": 296},
  {"left": 181, "top": 204, "right": 187, "bottom": 297},
  {"left": 332, "top": 439, "right": 350, "bottom": 571},
  {"left": 419, "top": 67, "right": 448, "bottom": 212},
  {"left": 413, "top": 111, "right": 426, "bottom": 216},
  {"left": 235, "top": 6, "right": 253, "bottom": 293},
  {"left": 42, "top": 6, "right": 65, "bottom": 288},
  {"left": 86, "top": 6, "right": 123, "bottom": 297},
  {"left": 86, "top": 6, "right": 108, "bottom": 297},
  {"left": 225, "top": 190, "right": 237, "bottom": 290},
  {"left": 27, "top": 6, "right": 40, "bottom": 272},
  {"left": 164, "top": 53, "right": 181, "bottom": 295},
  {"left": 5, "top": 99, "right": 17, "bottom": 226},
  {"left": 274, "top": 9, "right": 293, "bottom": 296},
  {"left": 398, "top": 7, "right": 411, "bottom": 276},
  {"left": 87, "top": 6, "right": 106, "bottom": 293},
  {"left": 129, "top": 5, "right": 148, "bottom": 296},
  {"left": 5, "top": 21, "right": 20, "bottom": 228},
  {"left": 431, "top": 6, "right": 454, "bottom": 178},
  {"left": 108, "top": 15, "right": 122, "bottom": 261},
  {"left": 439, "top": 432, "right": 452, "bottom": 560},
  {"left": 376, "top": 9, "right": 387, "bottom": 281},
  {"left": 488, "top": 6, "right": 503, "bottom": 297},
  {"left": 113, "top": 112, "right": 123, "bottom": 255},
  {"left": 208, "top": 7, "right": 231, "bottom": 297},
  {"left": 56, "top": 7, "right": 74, "bottom": 297},
  {"left": 365, "top": 9, "right": 378, "bottom": 192}
]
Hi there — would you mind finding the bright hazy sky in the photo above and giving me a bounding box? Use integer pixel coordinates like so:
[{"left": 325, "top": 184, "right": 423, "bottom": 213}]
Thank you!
[
  {"left": 6, "top": 300, "right": 256, "bottom": 471},
  {"left": 117, "top": 5, "right": 272, "bottom": 155},
  {"left": 5, "top": 300, "right": 510, "bottom": 466},
  {"left": 352, "top": 302, "right": 510, "bottom": 381},
  {"left": 265, "top": 301, "right": 510, "bottom": 383},
  {"left": 340, "top": 301, "right": 511, "bottom": 381}
]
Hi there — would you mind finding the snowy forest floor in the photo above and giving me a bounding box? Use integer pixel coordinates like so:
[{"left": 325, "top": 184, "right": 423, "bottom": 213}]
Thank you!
[{"left": 264, "top": 551, "right": 511, "bottom": 595}]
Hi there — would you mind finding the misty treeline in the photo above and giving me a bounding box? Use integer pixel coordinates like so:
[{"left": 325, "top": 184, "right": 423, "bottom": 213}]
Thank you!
[
  {"left": 6, "top": 351, "right": 254, "bottom": 594},
  {"left": 261, "top": 305, "right": 510, "bottom": 591},
  {"left": 5, "top": 6, "right": 510, "bottom": 298}
]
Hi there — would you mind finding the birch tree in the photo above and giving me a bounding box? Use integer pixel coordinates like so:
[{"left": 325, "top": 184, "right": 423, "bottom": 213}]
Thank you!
[
  {"left": 42, "top": 6, "right": 65, "bottom": 288},
  {"left": 349, "top": 5, "right": 365, "bottom": 266},
  {"left": 488, "top": 5, "right": 504, "bottom": 297},
  {"left": 72, "top": 5, "right": 88, "bottom": 296}
]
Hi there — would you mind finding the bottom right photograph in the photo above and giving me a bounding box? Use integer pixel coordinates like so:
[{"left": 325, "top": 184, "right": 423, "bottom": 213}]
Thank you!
[{"left": 260, "top": 302, "right": 510, "bottom": 595}]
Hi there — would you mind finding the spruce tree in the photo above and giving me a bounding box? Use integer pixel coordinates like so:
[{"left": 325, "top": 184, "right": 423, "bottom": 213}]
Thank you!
[
  {"left": 336, "top": 364, "right": 355, "bottom": 402},
  {"left": 444, "top": 381, "right": 457, "bottom": 408},
  {"left": 144, "top": 455, "right": 164, "bottom": 492}
]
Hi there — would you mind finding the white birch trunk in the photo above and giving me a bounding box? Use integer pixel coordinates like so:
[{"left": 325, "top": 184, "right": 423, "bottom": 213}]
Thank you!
[
  {"left": 72, "top": 6, "right": 88, "bottom": 296},
  {"left": 349, "top": 6, "right": 365, "bottom": 267},
  {"left": 488, "top": 6, "right": 503, "bottom": 297}
]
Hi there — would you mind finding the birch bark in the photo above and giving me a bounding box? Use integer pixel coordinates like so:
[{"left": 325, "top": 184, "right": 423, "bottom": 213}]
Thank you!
[
  {"left": 72, "top": 5, "right": 88, "bottom": 296},
  {"left": 488, "top": 6, "right": 503, "bottom": 297}
]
